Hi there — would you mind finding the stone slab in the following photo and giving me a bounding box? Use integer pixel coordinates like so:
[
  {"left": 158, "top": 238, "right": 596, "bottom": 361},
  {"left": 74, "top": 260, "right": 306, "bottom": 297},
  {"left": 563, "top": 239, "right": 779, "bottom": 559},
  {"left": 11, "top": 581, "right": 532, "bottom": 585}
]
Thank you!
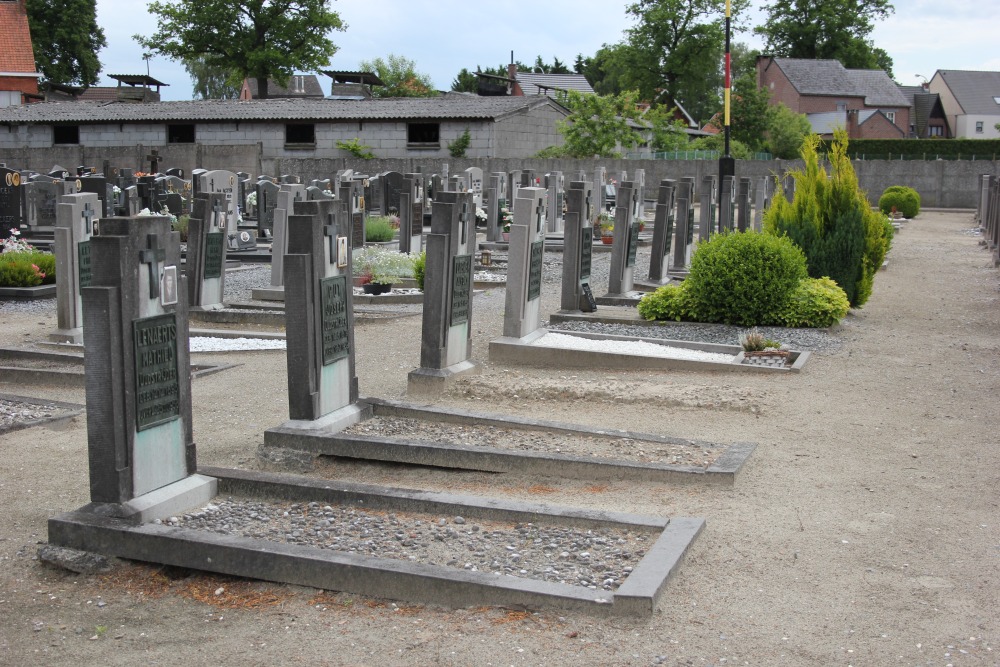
[
  {"left": 0, "top": 284, "right": 57, "bottom": 298},
  {"left": 48, "top": 466, "right": 703, "bottom": 616}
]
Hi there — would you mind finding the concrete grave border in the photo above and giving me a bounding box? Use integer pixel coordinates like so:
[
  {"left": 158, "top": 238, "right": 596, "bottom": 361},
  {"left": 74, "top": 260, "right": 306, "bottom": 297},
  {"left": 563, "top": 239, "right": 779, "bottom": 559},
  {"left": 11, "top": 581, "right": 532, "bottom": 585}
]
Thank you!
[
  {"left": 262, "top": 396, "right": 755, "bottom": 485},
  {"left": 0, "top": 392, "right": 84, "bottom": 435},
  {"left": 48, "top": 466, "right": 704, "bottom": 616},
  {"left": 0, "top": 284, "right": 57, "bottom": 299}
]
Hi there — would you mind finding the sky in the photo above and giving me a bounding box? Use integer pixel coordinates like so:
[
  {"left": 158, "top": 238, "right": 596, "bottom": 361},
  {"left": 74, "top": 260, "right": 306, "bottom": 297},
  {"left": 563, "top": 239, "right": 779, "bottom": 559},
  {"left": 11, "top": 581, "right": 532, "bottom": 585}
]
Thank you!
[{"left": 92, "top": 0, "right": 1000, "bottom": 101}]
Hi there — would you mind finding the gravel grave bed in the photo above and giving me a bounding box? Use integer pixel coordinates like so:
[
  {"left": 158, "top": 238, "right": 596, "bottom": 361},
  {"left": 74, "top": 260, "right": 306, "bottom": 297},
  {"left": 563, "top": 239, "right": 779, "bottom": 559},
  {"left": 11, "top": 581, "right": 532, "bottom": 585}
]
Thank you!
[
  {"left": 169, "top": 498, "right": 655, "bottom": 592},
  {"left": 343, "top": 416, "right": 721, "bottom": 468},
  {"left": 0, "top": 397, "right": 79, "bottom": 434}
]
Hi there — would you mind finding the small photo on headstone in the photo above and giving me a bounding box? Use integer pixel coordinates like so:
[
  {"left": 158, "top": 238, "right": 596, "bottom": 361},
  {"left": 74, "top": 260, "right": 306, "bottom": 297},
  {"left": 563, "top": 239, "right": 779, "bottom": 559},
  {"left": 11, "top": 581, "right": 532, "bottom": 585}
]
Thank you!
[
  {"left": 161, "top": 265, "right": 178, "bottom": 306},
  {"left": 337, "top": 236, "right": 348, "bottom": 268}
]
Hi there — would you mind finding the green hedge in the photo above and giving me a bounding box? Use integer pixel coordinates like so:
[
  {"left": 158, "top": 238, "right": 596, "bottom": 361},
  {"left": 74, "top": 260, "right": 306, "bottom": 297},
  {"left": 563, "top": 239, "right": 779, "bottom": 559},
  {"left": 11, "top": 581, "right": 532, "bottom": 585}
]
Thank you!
[
  {"left": 0, "top": 250, "right": 56, "bottom": 287},
  {"left": 819, "top": 138, "right": 1000, "bottom": 160}
]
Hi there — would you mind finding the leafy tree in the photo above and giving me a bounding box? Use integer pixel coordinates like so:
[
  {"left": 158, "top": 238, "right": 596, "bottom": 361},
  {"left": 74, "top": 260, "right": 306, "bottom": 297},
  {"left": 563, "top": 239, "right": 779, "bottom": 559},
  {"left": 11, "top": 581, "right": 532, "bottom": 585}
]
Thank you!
[
  {"left": 546, "top": 90, "right": 644, "bottom": 158},
  {"left": 359, "top": 54, "right": 437, "bottom": 98},
  {"left": 644, "top": 106, "right": 690, "bottom": 152},
  {"left": 135, "top": 0, "right": 344, "bottom": 99},
  {"left": 182, "top": 55, "right": 241, "bottom": 99},
  {"left": 615, "top": 0, "right": 750, "bottom": 124},
  {"left": 689, "top": 133, "right": 753, "bottom": 159},
  {"left": 26, "top": 0, "right": 107, "bottom": 86},
  {"left": 711, "top": 73, "right": 772, "bottom": 152},
  {"left": 755, "top": 0, "right": 895, "bottom": 76},
  {"left": 766, "top": 102, "right": 812, "bottom": 158},
  {"left": 451, "top": 68, "right": 478, "bottom": 93}
]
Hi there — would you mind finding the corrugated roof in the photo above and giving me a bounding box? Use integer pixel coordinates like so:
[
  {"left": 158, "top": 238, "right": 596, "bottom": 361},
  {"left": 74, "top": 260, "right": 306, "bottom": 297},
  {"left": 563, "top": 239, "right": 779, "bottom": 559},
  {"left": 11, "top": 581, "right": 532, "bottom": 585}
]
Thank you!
[
  {"left": 516, "top": 73, "right": 594, "bottom": 97},
  {"left": 0, "top": 96, "right": 566, "bottom": 124},
  {"left": 935, "top": 70, "right": 1000, "bottom": 115},
  {"left": 0, "top": 0, "right": 39, "bottom": 75},
  {"left": 774, "top": 58, "right": 909, "bottom": 107}
]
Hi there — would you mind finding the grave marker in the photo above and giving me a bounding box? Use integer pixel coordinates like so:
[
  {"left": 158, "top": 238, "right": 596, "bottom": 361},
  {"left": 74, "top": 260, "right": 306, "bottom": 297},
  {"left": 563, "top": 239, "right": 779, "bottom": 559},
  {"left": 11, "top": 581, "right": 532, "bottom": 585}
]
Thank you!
[
  {"left": 504, "top": 187, "right": 548, "bottom": 337},
  {"left": 398, "top": 173, "right": 423, "bottom": 254},
  {"left": 0, "top": 166, "right": 21, "bottom": 229},
  {"left": 648, "top": 179, "right": 676, "bottom": 284},
  {"left": 561, "top": 181, "right": 597, "bottom": 312},
  {"left": 51, "top": 193, "right": 99, "bottom": 343},
  {"left": 737, "top": 177, "right": 752, "bottom": 232},
  {"left": 671, "top": 181, "right": 694, "bottom": 272},
  {"left": 185, "top": 193, "right": 228, "bottom": 311},
  {"left": 607, "top": 181, "right": 639, "bottom": 297}
]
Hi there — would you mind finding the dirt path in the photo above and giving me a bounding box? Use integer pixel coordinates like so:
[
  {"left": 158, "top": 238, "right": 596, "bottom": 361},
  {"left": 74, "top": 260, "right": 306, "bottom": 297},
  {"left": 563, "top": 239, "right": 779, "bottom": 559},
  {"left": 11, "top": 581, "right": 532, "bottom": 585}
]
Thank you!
[{"left": 0, "top": 211, "right": 997, "bottom": 666}]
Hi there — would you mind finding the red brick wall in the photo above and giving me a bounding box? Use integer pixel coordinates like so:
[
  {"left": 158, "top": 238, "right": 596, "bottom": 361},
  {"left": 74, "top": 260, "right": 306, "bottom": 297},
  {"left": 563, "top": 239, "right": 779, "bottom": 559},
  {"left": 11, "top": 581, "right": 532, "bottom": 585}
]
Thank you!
[
  {"left": 859, "top": 112, "right": 905, "bottom": 139},
  {"left": 757, "top": 58, "right": 801, "bottom": 111},
  {"left": 0, "top": 75, "right": 39, "bottom": 102}
]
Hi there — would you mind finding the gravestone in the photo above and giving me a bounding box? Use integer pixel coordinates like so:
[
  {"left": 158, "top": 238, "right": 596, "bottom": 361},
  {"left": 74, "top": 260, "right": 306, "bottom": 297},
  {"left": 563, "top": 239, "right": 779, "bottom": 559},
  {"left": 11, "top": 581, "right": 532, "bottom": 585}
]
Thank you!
[
  {"left": 561, "top": 181, "right": 597, "bottom": 313},
  {"left": 737, "top": 177, "right": 752, "bottom": 232},
  {"left": 236, "top": 172, "right": 252, "bottom": 218},
  {"left": 718, "top": 176, "right": 735, "bottom": 233},
  {"left": 464, "top": 167, "right": 483, "bottom": 208},
  {"left": 23, "top": 180, "right": 74, "bottom": 231},
  {"left": 0, "top": 166, "right": 21, "bottom": 230},
  {"left": 408, "top": 190, "right": 477, "bottom": 393},
  {"left": 753, "top": 176, "right": 771, "bottom": 231},
  {"left": 594, "top": 167, "right": 607, "bottom": 211},
  {"left": 270, "top": 184, "right": 307, "bottom": 289},
  {"left": 79, "top": 213, "right": 214, "bottom": 509},
  {"left": 398, "top": 173, "right": 423, "bottom": 254},
  {"left": 256, "top": 179, "right": 280, "bottom": 237},
  {"left": 198, "top": 170, "right": 254, "bottom": 250},
  {"left": 508, "top": 170, "right": 522, "bottom": 204},
  {"left": 633, "top": 168, "right": 646, "bottom": 221},
  {"left": 544, "top": 171, "right": 564, "bottom": 234},
  {"left": 51, "top": 193, "right": 99, "bottom": 343},
  {"left": 485, "top": 173, "right": 507, "bottom": 243},
  {"left": 607, "top": 181, "right": 639, "bottom": 297},
  {"left": 648, "top": 179, "right": 676, "bottom": 285},
  {"left": 382, "top": 171, "right": 403, "bottom": 216},
  {"left": 77, "top": 174, "right": 111, "bottom": 217},
  {"left": 504, "top": 186, "right": 548, "bottom": 338},
  {"left": 699, "top": 175, "right": 717, "bottom": 242},
  {"left": 671, "top": 181, "right": 694, "bottom": 272},
  {"left": 306, "top": 185, "right": 332, "bottom": 201},
  {"left": 122, "top": 186, "right": 141, "bottom": 216},
  {"left": 277, "top": 197, "right": 363, "bottom": 427},
  {"left": 185, "top": 193, "right": 228, "bottom": 311}
]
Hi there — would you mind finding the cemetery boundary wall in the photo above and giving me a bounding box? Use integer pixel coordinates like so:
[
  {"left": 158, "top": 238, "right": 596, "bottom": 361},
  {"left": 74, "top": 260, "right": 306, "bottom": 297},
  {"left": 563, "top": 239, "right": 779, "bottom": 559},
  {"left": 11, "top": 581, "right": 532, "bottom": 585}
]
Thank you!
[{"left": 3, "top": 146, "right": 996, "bottom": 208}]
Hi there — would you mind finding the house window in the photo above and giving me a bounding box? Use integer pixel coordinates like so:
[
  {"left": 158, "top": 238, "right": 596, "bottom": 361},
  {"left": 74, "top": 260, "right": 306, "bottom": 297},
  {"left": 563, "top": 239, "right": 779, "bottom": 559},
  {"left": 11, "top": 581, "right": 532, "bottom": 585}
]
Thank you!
[
  {"left": 53, "top": 125, "right": 79, "bottom": 145},
  {"left": 929, "top": 126, "right": 944, "bottom": 137},
  {"left": 976, "top": 121, "right": 984, "bottom": 134},
  {"left": 884, "top": 111, "right": 895, "bottom": 124},
  {"left": 285, "top": 123, "right": 316, "bottom": 146},
  {"left": 407, "top": 122, "right": 440, "bottom": 147},
  {"left": 167, "top": 124, "right": 195, "bottom": 143},
  {"left": 836, "top": 102, "right": 847, "bottom": 112},
  {"left": 993, "top": 96, "right": 1000, "bottom": 104}
]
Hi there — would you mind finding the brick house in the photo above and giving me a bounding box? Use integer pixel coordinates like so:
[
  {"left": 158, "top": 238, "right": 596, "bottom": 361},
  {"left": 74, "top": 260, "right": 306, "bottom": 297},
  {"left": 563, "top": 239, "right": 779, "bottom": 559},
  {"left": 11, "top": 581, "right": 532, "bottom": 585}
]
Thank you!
[
  {"left": 0, "top": 0, "right": 41, "bottom": 106},
  {"left": 756, "top": 57, "right": 909, "bottom": 138}
]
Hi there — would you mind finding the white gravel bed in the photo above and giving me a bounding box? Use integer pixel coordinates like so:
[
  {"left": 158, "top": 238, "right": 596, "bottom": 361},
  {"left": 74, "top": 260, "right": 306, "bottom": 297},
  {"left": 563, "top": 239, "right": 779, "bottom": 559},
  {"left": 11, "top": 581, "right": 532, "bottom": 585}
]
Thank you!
[
  {"left": 344, "top": 417, "right": 721, "bottom": 467},
  {"left": 530, "top": 332, "right": 737, "bottom": 363},
  {"left": 168, "top": 498, "right": 654, "bottom": 592},
  {"left": 189, "top": 337, "right": 286, "bottom": 352},
  {"left": 0, "top": 397, "right": 70, "bottom": 431}
]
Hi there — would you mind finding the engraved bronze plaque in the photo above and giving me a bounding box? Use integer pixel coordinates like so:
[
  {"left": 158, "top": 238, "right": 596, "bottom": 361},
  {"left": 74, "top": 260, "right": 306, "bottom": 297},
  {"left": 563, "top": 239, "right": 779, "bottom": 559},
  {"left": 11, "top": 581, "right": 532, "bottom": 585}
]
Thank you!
[
  {"left": 527, "top": 240, "right": 544, "bottom": 301},
  {"left": 133, "top": 313, "right": 180, "bottom": 431},
  {"left": 626, "top": 221, "right": 640, "bottom": 267},
  {"left": 320, "top": 275, "right": 349, "bottom": 365},
  {"left": 450, "top": 254, "right": 472, "bottom": 326},
  {"left": 77, "top": 240, "right": 91, "bottom": 293},
  {"left": 204, "top": 232, "right": 225, "bottom": 279},
  {"left": 580, "top": 227, "right": 592, "bottom": 282}
]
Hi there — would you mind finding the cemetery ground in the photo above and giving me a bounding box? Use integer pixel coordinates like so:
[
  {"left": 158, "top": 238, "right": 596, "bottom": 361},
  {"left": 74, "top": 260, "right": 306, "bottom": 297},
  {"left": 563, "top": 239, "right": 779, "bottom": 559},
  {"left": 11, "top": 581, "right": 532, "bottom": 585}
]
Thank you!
[{"left": 0, "top": 210, "right": 998, "bottom": 666}]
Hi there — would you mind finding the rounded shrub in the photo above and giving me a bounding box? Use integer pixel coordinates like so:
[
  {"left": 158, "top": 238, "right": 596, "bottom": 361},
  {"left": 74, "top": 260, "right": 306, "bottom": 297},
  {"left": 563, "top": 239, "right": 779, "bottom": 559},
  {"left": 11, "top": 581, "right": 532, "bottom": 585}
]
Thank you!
[
  {"left": 637, "top": 284, "right": 694, "bottom": 322},
  {"left": 365, "top": 216, "right": 396, "bottom": 243},
  {"left": 878, "top": 186, "right": 920, "bottom": 218},
  {"left": 779, "top": 276, "right": 850, "bottom": 328},
  {"left": 412, "top": 250, "right": 427, "bottom": 291},
  {"left": 684, "top": 231, "right": 808, "bottom": 326},
  {"left": 0, "top": 250, "right": 55, "bottom": 287}
]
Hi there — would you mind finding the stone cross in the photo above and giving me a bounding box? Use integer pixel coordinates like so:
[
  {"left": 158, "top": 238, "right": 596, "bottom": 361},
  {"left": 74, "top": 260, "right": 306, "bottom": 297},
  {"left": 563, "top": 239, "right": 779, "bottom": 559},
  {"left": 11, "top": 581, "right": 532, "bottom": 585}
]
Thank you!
[
  {"left": 140, "top": 234, "right": 166, "bottom": 300},
  {"left": 145, "top": 149, "right": 160, "bottom": 174}
]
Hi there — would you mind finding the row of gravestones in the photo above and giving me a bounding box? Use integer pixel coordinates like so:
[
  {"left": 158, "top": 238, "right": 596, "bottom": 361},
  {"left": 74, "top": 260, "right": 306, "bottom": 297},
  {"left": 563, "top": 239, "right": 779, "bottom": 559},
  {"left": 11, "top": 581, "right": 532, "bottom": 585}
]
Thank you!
[{"left": 977, "top": 174, "right": 1000, "bottom": 265}]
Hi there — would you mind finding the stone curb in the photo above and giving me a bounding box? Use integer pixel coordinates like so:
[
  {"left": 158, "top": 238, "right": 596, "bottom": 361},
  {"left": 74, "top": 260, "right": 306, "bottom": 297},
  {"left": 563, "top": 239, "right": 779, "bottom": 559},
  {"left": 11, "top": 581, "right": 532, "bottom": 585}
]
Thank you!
[{"left": 0, "top": 391, "right": 84, "bottom": 435}]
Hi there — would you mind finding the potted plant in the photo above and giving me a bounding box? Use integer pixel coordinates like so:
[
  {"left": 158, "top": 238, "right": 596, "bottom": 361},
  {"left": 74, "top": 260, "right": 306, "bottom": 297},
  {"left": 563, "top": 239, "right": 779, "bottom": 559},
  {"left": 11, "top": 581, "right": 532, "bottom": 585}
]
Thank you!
[
  {"left": 598, "top": 212, "right": 615, "bottom": 244},
  {"left": 739, "top": 327, "right": 789, "bottom": 366},
  {"left": 500, "top": 207, "right": 513, "bottom": 241},
  {"left": 352, "top": 246, "right": 413, "bottom": 295}
]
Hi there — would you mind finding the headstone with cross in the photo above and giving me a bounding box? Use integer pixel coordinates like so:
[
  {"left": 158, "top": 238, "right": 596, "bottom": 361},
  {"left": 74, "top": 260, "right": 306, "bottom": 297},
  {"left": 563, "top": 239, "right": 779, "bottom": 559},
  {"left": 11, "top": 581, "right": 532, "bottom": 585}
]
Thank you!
[
  {"left": 77, "top": 173, "right": 111, "bottom": 217},
  {"left": 269, "top": 183, "right": 307, "bottom": 288},
  {"left": 464, "top": 167, "right": 483, "bottom": 209},
  {"left": 561, "top": 181, "right": 598, "bottom": 313},
  {"left": 255, "top": 178, "right": 279, "bottom": 237},
  {"left": 22, "top": 179, "right": 76, "bottom": 233},
  {"left": 145, "top": 149, "right": 161, "bottom": 174},
  {"left": 719, "top": 175, "right": 736, "bottom": 234},
  {"left": 51, "top": 192, "right": 100, "bottom": 343},
  {"left": 338, "top": 175, "right": 365, "bottom": 249},
  {"left": 633, "top": 168, "right": 646, "bottom": 221},
  {"left": 606, "top": 181, "right": 640, "bottom": 297},
  {"left": 699, "top": 175, "right": 717, "bottom": 242},
  {"left": 672, "top": 181, "right": 694, "bottom": 273},
  {"left": 648, "top": 179, "right": 676, "bottom": 285},
  {"left": 272, "top": 197, "right": 363, "bottom": 425},
  {"left": 198, "top": 169, "right": 255, "bottom": 250},
  {"left": 408, "top": 189, "right": 477, "bottom": 393},
  {"left": 76, "top": 212, "right": 213, "bottom": 510},
  {"left": 185, "top": 193, "right": 228, "bottom": 311},
  {"left": 502, "top": 187, "right": 548, "bottom": 338},
  {"left": 485, "top": 172, "right": 506, "bottom": 243},
  {"left": 398, "top": 173, "right": 423, "bottom": 254},
  {"left": 593, "top": 167, "right": 607, "bottom": 212},
  {"left": 544, "top": 172, "right": 564, "bottom": 234},
  {"left": 737, "top": 177, "right": 752, "bottom": 232}
]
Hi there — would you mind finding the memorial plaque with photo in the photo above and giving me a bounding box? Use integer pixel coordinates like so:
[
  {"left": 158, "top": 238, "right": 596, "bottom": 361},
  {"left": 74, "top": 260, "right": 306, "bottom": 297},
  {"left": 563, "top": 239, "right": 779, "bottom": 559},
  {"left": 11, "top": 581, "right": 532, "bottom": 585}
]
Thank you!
[
  {"left": 626, "top": 221, "right": 640, "bottom": 267},
  {"left": 133, "top": 313, "right": 180, "bottom": 431},
  {"left": 320, "top": 275, "right": 349, "bottom": 365},
  {"left": 77, "top": 240, "right": 91, "bottom": 293},
  {"left": 204, "top": 232, "right": 225, "bottom": 279},
  {"left": 450, "top": 254, "right": 472, "bottom": 326},
  {"left": 527, "top": 240, "right": 544, "bottom": 301}
]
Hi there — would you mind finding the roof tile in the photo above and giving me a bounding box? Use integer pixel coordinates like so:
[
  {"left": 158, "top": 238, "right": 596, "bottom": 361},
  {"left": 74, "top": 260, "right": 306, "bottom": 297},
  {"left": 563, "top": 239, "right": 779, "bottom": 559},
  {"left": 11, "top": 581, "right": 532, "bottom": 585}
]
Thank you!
[{"left": 0, "top": 0, "right": 38, "bottom": 74}]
